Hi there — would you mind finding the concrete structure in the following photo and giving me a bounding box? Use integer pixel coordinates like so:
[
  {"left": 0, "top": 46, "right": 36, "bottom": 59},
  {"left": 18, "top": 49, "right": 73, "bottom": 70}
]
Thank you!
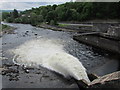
[
  {"left": 73, "top": 23, "right": 120, "bottom": 54},
  {"left": 73, "top": 33, "right": 120, "bottom": 54},
  {"left": 77, "top": 71, "right": 120, "bottom": 89}
]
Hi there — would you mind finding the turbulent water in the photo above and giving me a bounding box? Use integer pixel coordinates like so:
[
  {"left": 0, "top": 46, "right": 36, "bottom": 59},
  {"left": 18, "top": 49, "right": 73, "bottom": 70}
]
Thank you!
[{"left": 11, "top": 39, "right": 90, "bottom": 82}]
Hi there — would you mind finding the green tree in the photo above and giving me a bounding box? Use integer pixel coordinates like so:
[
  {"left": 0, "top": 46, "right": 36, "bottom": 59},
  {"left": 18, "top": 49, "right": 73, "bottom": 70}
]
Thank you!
[
  {"left": 40, "top": 7, "right": 48, "bottom": 19},
  {"left": 30, "top": 13, "right": 38, "bottom": 26},
  {"left": 37, "top": 15, "right": 44, "bottom": 23},
  {"left": 45, "top": 11, "right": 57, "bottom": 24},
  {"left": 52, "top": 4, "right": 57, "bottom": 10},
  {"left": 14, "top": 18, "right": 22, "bottom": 23},
  {"left": 71, "top": 9, "right": 80, "bottom": 21},
  {"left": 6, "top": 17, "right": 13, "bottom": 23},
  {"left": 22, "top": 16, "right": 29, "bottom": 24},
  {"left": 2, "top": 12, "right": 10, "bottom": 21},
  {"left": 55, "top": 6, "right": 67, "bottom": 21},
  {"left": 12, "top": 9, "right": 19, "bottom": 18},
  {"left": 79, "top": 2, "right": 93, "bottom": 20},
  {"left": 4, "top": 2, "right": 120, "bottom": 24},
  {"left": 50, "top": 20, "right": 58, "bottom": 25}
]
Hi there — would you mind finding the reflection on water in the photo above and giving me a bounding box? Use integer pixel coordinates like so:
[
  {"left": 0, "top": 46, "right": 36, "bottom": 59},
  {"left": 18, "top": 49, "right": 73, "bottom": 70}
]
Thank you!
[
  {"left": 92, "top": 60, "right": 119, "bottom": 76},
  {"left": 90, "top": 47, "right": 120, "bottom": 76}
]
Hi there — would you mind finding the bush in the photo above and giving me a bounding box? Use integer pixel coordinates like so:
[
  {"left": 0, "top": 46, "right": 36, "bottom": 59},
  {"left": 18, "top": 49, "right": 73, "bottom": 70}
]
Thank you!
[
  {"left": 14, "top": 18, "right": 22, "bottom": 23},
  {"left": 50, "top": 20, "right": 54, "bottom": 25},
  {"left": 50, "top": 20, "right": 58, "bottom": 25},
  {"left": 6, "top": 17, "right": 13, "bottom": 23}
]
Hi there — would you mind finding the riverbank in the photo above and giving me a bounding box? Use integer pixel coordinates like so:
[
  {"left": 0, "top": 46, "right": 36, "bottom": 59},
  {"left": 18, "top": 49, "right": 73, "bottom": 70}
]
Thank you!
[
  {"left": 37, "top": 20, "right": 120, "bottom": 33},
  {"left": 37, "top": 23, "right": 80, "bottom": 32},
  {"left": 0, "top": 24, "right": 16, "bottom": 36},
  {"left": 37, "top": 22, "right": 96, "bottom": 33}
]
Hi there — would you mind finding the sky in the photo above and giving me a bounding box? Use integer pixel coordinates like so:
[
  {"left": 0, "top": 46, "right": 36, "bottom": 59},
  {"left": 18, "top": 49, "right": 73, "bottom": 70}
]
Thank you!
[
  {"left": 0, "top": 0, "right": 73, "bottom": 11},
  {"left": 0, "top": 0, "right": 119, "bottom": 11},
  {"left": 0, "top": 2, "right": 64, "bottom": 11}
]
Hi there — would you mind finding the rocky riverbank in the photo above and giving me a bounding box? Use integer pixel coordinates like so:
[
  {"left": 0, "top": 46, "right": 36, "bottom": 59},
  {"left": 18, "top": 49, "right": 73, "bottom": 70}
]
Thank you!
[
  {"left": 37, "top": 23, "right": 80, "bottom": 32},
  {"left": 0, "top": 24, "right": 16, "bottom": 37},
  {"left": 37, "top": 20, "right": 120, "bottom": 33}
]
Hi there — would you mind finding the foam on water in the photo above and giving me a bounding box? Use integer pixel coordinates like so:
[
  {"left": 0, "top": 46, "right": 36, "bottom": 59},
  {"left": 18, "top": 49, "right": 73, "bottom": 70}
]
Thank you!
[{"left": 11, "top": 39, "right": 90, "bottom": 82}]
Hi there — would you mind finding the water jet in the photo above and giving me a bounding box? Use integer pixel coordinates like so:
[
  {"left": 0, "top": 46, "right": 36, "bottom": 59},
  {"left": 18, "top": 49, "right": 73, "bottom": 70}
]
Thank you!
[{"left": 11, "top": 39, "right": 90, "bottom": 83}]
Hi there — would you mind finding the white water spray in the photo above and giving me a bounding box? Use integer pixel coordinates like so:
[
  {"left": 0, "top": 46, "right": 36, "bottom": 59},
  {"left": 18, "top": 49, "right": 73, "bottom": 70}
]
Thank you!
[{"left": 11, "top": 39, "right": 90, "bottom": 83}]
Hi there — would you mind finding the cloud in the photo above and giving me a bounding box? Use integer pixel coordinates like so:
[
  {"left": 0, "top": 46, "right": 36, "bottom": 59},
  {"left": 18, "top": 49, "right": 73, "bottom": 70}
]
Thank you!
[
  {"left": 1, "top": 0, "right": 71, "bottom": 2},
  {"left": 1, "top": 0, "right": 119, "bottom": 2},
  {"left": 0, "top": 0, "right": 71, "bottom": 10},
  {"left": 0, "top": 2, "right": 65, "bottom": 10},
  {"left": 2, "top": 0, "right": 119, "bottom": 11}
]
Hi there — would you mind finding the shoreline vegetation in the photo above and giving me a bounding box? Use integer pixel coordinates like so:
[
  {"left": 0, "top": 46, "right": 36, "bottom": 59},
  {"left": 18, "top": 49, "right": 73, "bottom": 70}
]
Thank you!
[
  {"left": 2, "top": 2, "right": 120, "bottom": 28},
  {"left": 0, "top": 24, "right": 16, "bottom": 36},
  {"left": 37, "top": 23, "right": 80, "bottom": 32},
  {"left": 37, "top": 20, "right": 120, "bottom": 32}
]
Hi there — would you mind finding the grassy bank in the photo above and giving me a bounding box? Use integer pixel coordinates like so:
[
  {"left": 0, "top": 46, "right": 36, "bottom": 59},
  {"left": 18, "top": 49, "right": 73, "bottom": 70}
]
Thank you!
[
  {"left": 37, "top": 23, "right": 80, "bottom": 32},
  {"left": 2, "top": 24, "right": 11, "bottom": 30},
  {"left": 0, "top": 24, "right": 16, "bottom": 35}
]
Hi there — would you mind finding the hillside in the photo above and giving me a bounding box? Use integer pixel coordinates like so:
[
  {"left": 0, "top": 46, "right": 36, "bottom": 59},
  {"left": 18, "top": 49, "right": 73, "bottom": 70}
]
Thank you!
[{"left": 2, "top": 2, "right": 120, "bottom": 26}]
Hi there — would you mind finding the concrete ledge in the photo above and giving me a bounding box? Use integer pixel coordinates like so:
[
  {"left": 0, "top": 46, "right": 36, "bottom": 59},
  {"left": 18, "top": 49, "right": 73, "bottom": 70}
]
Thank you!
[
  {"left": 76, "top": 71, "right": 120, "bottom": 88},
  {"left": 89, "top": 71, "right": 120, "bottom": 88},
  {"left": 73, "top": 33, "right": 120, "bottom": 54}
]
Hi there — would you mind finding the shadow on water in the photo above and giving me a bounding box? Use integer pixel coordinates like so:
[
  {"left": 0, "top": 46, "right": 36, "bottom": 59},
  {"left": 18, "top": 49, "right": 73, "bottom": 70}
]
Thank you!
[{"left": 90, "top": 47, "right": 120, "bottom": 76}]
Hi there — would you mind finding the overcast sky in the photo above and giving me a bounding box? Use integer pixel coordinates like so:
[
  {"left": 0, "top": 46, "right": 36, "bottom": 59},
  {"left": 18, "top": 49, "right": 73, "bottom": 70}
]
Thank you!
[
  {"left": 0, "top": 0, "right": 73, "bottom": 11},
  {"left": 0, "top": 0, "right": 119, "bottom": 11},
  {"left": 0, "top": 2, "right": 64, "bottom": 11}
]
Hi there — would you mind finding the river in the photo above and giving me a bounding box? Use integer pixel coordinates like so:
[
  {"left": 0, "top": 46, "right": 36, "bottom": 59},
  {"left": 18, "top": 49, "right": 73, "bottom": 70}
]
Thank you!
[{"left": 1, "top": 23, "right": 120, "bottom": 88}]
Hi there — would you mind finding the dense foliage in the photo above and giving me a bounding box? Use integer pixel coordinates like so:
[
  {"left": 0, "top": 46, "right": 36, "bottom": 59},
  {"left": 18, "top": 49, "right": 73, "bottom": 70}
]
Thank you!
[{"left": 2, "top": 2, "right": 120, "bottom": 26}]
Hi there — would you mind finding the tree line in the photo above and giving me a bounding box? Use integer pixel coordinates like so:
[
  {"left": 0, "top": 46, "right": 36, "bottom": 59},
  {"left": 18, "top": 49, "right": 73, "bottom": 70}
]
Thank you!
[{"left": 2, "top": 2, "right": 120, "bottom": 26}]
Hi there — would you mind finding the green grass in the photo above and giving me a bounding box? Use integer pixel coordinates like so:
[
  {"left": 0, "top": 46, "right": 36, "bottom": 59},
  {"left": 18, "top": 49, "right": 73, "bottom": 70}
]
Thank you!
[
  {"left": 0, "top": 24, "right": 15, "bottom": 35},
  {"left": 58, "top": 24, "right": 68, "bottom": 27},
  {"left": 0, "top": 24, "right": 11, "bottom": 31}
]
